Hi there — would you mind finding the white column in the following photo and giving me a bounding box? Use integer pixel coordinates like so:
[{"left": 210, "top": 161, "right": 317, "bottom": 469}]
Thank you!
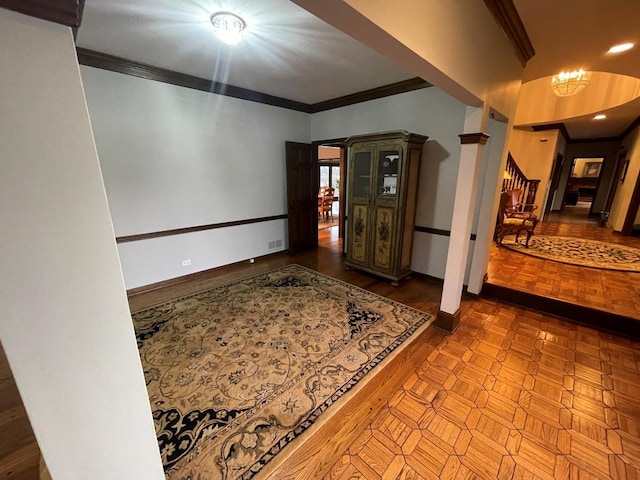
[
  {"left": 467, "top": 118, "right": 509, "bottom": 294},
  {"left": 0, "top": 10, "right": 164, "bottom": 479},
  {"left": 436, "top": 107, "right": 488, "bottom": 331}
]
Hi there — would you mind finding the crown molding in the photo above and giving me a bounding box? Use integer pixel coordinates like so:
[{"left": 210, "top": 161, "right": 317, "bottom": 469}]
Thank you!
[
  {"left": 77, "top": 48, "right": 311, "bottom": 113},
  {"left": 309, "top": 78, "right": 431, "bottom": 113},
  {"left": 77, "top": 48, "right": 431, "bottom": 114},
  {"left": 568, "top": 136, "right": 623, "bottom": 145},
  {"left": 482, "top": 0, "right": 535, "bottom": 66},
  {"left": 532, "top": 122, "right": 632, "bottom": 144},
  {"left": 621, "top": 115, "right": 640, "bottom": 139},
  {"left": 0, "top": 0, "right": 84, "bottom": 27}
]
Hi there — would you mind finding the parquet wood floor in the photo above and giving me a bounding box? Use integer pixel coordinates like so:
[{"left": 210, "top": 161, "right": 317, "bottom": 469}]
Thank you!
[
  {"left": 487, "top": 218, "right": 640, "bottom": 321},
  {"left": 325, "top": 298, "right": 640, "bottom": 480}
]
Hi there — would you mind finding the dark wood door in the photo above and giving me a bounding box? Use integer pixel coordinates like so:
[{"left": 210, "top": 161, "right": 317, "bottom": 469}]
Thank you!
[{"left": 286, "top": 141, "right": 318, "bottom": 255}]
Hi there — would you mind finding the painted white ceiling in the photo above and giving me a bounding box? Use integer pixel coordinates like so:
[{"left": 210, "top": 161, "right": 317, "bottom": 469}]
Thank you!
[
  {"left": 75, "top": 0, "right": 414, "bottom": 105},
  {"left": 76, "top": 0, "right": 640, "bottom": 139}
]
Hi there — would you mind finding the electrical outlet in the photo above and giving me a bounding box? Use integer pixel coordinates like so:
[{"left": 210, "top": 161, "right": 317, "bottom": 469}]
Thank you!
[{"left": 181, "top": 259, "right": 191, "bottom": 267}]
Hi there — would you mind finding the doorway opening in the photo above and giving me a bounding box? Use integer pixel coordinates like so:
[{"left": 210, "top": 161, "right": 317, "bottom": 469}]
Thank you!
[
  {"left": 316, "top": 143, "right": 345, "bottom": 241},
  {"left": 318, "top": 149, "right": 340, "bottom": 231},
  {"left": 552, "top": 156, "right": 604, "bottom": 224}
]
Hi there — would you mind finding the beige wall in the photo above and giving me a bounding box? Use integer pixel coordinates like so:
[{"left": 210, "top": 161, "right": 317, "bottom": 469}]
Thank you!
[
  {"left": 507, "top": 128, "right": 559, "bottom": 211},
  {"left": 611, "top": 125, "right": 640, "bottom": 231}
]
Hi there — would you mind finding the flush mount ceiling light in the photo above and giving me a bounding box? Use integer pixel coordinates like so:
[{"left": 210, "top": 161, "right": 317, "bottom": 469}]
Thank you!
[
  {"left": 594, "top": 114, "right": 607, "bottom": 120},
  {"left": 210, "top": 12, "right": 246, "bottom": 45},
  {"left": 608, "top": 43, "right": 634, "bottom": 54},
  {"left": 551, "top": 69, "right": 590, "bottom": 97}
]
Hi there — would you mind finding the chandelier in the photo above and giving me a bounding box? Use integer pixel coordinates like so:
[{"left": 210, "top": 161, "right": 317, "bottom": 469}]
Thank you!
[
  {"left": 210, "top": 12, "right": 246, "bottom": 45},
  {"left": 551, "top": 70, "right": 590, "bottom": 97}
]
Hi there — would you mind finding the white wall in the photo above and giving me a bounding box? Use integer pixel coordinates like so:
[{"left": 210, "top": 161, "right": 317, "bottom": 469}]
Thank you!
[
  {"left": 311, "top": 87, "right": 467, "bottom": 279},
  {"left": 0, "top": 9, "right": 163, "bottom": 479},
  {"left": 81, "top": 67, "right": 310, "bottom": 289},
  {"left": 467, "top": 117, "right": 509, "bottom": 293}
]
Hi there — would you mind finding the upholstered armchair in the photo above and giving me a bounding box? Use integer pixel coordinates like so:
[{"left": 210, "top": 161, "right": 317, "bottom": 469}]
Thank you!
[{"left": 495, "top": 190, "right": 539, "bottom": 247}]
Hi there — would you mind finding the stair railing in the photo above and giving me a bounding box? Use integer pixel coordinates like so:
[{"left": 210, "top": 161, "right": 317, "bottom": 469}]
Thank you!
[{"left": 502, "top": 153, "right": 540, "bottom": 210}]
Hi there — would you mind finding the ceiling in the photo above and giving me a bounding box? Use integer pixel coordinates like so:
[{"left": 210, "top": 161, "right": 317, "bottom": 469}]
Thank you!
[
  {"left": 514, "top": 0, "right": 640, "bottom": 140},
  {"left": 76, "top": 0, "right": 640, "bottom": 139},
  {"left": 75, "top": 0, "right": 414, "bottom": 105}
]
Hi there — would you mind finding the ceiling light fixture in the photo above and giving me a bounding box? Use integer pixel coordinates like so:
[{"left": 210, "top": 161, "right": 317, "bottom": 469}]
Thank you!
[
  {"left": 551, "top": 69, "right": 590, "bottom": 97},
  {"left": 608, "top": 43, "right": 634, "bottom": 54},
  {"left": 210, "top": 12, "right": 246, "bottom": 46},
  {"left": 594, "top": 114, "right": 607, "bottom": 120}
]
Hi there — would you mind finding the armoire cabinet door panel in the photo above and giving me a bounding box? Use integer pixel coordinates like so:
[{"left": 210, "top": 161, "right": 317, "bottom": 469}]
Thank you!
[
  {"left": 372, "top": 207, "right": 394, "bottom": 270},
  {"left": 350, "top": 204, "right": 369, "bottom": 264}
]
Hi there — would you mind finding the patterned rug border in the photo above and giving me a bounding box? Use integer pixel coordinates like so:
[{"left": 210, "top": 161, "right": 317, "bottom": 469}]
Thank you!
[
  {"left": 501, "top": 235, "right": 640, "bottom": 272},
  {"left": 134, "top": 264, "right": 433, "bottom": 479}
]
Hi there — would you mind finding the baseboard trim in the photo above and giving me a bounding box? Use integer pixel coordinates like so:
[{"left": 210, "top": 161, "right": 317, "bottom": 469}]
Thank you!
[
  {"left": 126, "top": 251, "right": 286, "bottom": 296},
  {"left": 481, "top": 282, "right": 640, "bottom": 341},
  {"left": 435, "top": 308, "right": 461, "bottom": 333}
]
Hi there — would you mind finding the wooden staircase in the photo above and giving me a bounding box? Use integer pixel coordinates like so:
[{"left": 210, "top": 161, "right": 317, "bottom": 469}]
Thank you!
[{"left": 503, "top": 152, "right": 540, "bottom": 207}]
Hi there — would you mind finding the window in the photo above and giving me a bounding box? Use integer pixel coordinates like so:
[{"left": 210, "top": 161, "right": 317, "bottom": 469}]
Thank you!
[{"left": 319, "top": 162, "right": 340, "bottom": 199}]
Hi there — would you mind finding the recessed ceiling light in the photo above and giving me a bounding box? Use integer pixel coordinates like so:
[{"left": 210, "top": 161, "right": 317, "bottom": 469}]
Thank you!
[
  {"left": 594, "top": 114, "right": 606, "bottom": 120},
  {"left": 608, "top": 43, "right": 634, "bottom": 54},
  {"left": 210, "top": 12, "right": 246, "bottom": 46}
]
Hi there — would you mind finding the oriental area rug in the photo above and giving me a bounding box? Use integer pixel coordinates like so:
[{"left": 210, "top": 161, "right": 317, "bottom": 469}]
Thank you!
[
  {"left": 501, "top": 234, "right": 640, "bottom": 272},
  {"left": 132, "top": 264, "right": 432, "bottom": 479}
]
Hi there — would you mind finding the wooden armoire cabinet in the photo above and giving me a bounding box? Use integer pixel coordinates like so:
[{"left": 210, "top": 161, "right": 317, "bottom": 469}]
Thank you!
[{"left": 345, "top": 131, "right": 427, "bottom": 285}]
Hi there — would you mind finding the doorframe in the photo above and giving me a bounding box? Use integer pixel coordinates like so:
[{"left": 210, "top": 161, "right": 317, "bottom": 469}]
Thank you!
[
  {"left": 602, "top": 148, "right": 627, "bottom": 226},
  {"left": 544, "top": 152, "right": 563, "bottom": 218},
  {"left": 313, "top": 138, "right": 347, "bottom": 240},
  {"left": 622, "top": 167, "right": 640, "bottom": 235},
  {"left": 560, "top": 156, "right": 604, "bottom": 212}
]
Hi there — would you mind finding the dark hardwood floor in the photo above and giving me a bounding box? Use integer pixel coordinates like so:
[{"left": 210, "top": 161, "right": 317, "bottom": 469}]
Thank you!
[{"left": 0, "top": 347, "right": 40, "bottom": 480}]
